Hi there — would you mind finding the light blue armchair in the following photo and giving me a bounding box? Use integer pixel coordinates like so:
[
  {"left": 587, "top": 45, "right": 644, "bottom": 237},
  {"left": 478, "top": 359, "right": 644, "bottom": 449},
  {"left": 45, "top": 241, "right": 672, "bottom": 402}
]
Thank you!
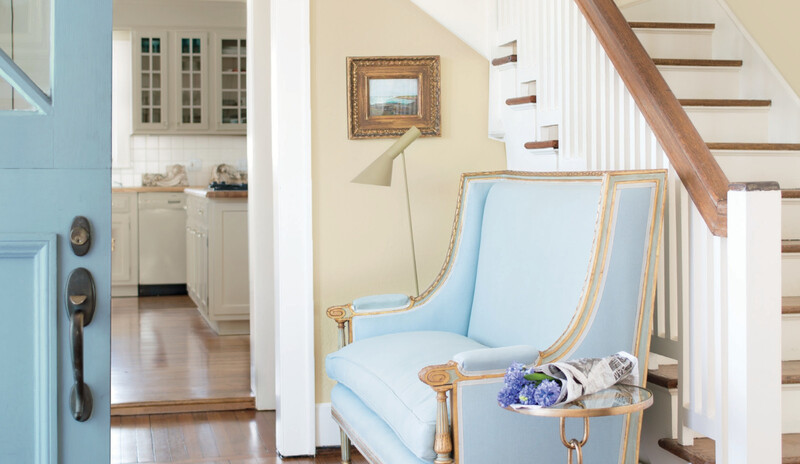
[{"left": 326, "top": 170, "right": 666, "bottom": 464}]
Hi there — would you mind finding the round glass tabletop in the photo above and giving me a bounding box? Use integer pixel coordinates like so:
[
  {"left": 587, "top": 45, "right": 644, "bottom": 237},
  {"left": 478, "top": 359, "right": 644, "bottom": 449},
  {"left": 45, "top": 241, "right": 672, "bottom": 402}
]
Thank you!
[{"left": 505, "top": 384, "right": 653, "bottom": 418}]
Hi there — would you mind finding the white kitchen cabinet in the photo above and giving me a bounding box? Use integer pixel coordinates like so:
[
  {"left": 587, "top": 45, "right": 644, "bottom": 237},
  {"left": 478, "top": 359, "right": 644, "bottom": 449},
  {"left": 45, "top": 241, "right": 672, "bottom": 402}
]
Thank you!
[
  {"left": 185, "top": 190, "right": 249, "bottom": 335},
  {"left": 131, "top": 28, "right": 245, "bottom": 134},
  {"left": 111, "top": 192, "right": 139, "bottom": 296}
]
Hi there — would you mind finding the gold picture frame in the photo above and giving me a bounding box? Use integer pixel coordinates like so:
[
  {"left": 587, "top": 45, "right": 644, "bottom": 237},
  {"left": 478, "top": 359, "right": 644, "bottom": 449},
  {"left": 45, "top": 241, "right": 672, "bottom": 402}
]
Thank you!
[{"left": 346, "top": 56, "right": 441, "bottom": 139}]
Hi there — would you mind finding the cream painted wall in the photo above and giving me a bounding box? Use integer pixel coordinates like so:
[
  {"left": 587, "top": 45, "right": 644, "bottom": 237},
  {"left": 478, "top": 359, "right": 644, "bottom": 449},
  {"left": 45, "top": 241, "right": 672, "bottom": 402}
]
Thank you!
[
  {"left": 311, "top": 0, "right": 506, "bottom": 403},
  {"left": 722, "top": 0, "right": 800, "bottom": 96}
]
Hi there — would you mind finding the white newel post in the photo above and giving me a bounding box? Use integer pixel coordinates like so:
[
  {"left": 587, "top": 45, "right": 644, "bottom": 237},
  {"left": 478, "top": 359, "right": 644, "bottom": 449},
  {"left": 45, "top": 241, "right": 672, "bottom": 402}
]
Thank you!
[{"left": 725, "top": 184, "right": 782, "bottom": 464}]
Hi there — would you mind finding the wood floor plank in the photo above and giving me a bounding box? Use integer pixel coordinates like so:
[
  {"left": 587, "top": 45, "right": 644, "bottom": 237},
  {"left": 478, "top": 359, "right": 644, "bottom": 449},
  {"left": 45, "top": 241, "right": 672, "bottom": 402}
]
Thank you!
[
  {"left": 118, "top": 416, "right": 139, "bottom": 464},
  {"left": 135, "top": 415, "right": 155, "bottom": 463},
  {"left": 111, "top": 416, "right": 122, "bottom": 464},
  {"left": 166, "top": 414, "right": 191, "bottom": 462},
  {"left": 150, "top": 414, "right": 174, "bottom": 462},
  {"left": 193, "top": 412, "right": 223, "bottom": 459}
]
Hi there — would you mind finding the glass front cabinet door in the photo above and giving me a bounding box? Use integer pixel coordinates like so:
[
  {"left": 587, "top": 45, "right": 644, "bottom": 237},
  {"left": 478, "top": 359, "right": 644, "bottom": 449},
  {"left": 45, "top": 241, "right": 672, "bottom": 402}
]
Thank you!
[
  {"left": 132, "top": 32, "right": 168, "bottom": 132},
  {"left": 215, "top": 32, "right": 247, "bottom": 132},
  {"left": 175, "top": 32, "right": 209, "bottom": 131}
]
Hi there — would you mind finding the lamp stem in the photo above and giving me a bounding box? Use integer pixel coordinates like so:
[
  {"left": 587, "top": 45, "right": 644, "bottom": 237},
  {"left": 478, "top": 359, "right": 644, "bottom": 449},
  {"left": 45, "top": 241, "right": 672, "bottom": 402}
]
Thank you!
[{"left": 400, "top": 151, "right": 420, "bottom": 297}]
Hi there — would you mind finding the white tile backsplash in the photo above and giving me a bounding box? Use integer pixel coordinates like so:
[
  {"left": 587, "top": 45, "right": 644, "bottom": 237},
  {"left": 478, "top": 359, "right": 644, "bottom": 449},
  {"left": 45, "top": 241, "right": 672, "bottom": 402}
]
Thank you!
[{"left": 112, "top": 134, "right": 247, "bottom": 187}]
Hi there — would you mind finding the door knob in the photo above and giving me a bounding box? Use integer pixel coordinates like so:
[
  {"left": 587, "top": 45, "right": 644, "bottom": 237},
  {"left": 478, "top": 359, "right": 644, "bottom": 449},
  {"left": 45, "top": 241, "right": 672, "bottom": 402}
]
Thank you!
[{"left": 65, "top": 268, "right": 96, "bottom": 421}]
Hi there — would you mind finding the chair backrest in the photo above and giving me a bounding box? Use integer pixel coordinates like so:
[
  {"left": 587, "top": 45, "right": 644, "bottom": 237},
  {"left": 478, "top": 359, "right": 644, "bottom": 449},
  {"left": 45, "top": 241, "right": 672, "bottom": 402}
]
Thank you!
[{"left": 465, "top": 171, "right": 665, "bottom": 369}]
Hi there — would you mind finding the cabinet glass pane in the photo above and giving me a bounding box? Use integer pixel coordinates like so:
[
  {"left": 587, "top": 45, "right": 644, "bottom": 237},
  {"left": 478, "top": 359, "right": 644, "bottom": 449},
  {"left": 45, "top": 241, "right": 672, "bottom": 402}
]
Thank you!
[
  {"left": 141, "top": 74, "right": 150, "bottom": 88},
  {"left": 193, "top": 73, "right": 201, "bottom": 88},
  {"left": 142, "top": 92, "right": 150, "bottom": 106},
  {"left": 192, "top": 56, "right": 201, "bottom": 71},
  {"left": 182, "top": 56, "right": 190, "bottom": 72},
  {"left": 182, "top": 73, "right": 190, "bottom": 88},
  {"left": 240, "top": 108, "right": 246, "bottom": 123},
  {"left": 152, "top": 56, "right": 160, "bottom": 71},
  {"left": 141, "top": 38, "right": 150, "bottom": 53},
  {"left": 142, "top": 108, "right": 150, "bottom": 123},
  {"left": 240, "top": 57, "right": 247, "bottom": 72},
  {"left": 192, "top": 90, "right": 201, "bottom": 106},
  {"left": 152, "top": 108, "right": 161, "bottom": 123},
  {"left": 240, "top": 40, "right": 246, "bottom": 55},
  {"left": 221, "top": 40, "right": 237, "bottom": 55},
  {"left": 182, "top": 108, "right": 191, "bottom": 123},
  {"left": 240, "top": 91, "right": 246, "bottom": 105},
  {"left": 137, "top": 35, "right": 163, "bottom": 126},
  {"left": 192, "top": 38, "right": 201, "bottom": 53},
  {"left": 222, "top": 57, "right": 237, "bottom": 72},
  {"left": 182, "top": 91, "right": 190, "bottom": 106},
  {"left": 182, "top": 39, "right": 190, "bottom": 54},
  {"left": 221, "top": 109, "right": 238, "bottom": 124},
  {"left": 152, "top": 73, "right": 160, "bottom": 88},
  {"left": 153, "top": 91, "right": 161, "bottom": 106},
  {"left": 222, "top": 75, "right": 237, "bottom": 90},
  {"left": 141, "top": 56, "right": 150, "bottom": 71},
  {"left": 152, "top": 38, "right": 161, "bottom": 54},
  {"left": 222, "top": 91, "right": 238, "bottom": 107},
  {"left": 192, "top": 108, "right": 201, "bottom": 123}
]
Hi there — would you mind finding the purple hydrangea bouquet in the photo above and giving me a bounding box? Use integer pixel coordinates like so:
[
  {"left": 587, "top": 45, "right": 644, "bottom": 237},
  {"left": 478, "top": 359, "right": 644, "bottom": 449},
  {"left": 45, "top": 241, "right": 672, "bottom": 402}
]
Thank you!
[{"left": 497, "top": 362, "right": 563, "bottom": 408}]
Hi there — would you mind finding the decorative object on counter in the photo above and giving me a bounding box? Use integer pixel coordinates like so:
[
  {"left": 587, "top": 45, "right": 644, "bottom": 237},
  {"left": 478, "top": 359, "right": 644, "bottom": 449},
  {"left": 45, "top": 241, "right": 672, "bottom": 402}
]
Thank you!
[
  {"left": 141, "top": 164, "right": 189, "bottom": 187},
  {"left": 210, "top": 163, "right": 248, "bottom": 185},
  {"left": 209, "top": 181, "right": 248, "bottom": 191},
  {"left": 351, "top": 126, "right": 422, "bottom": 295},
  {"left": 346, "top": 56, "right": 441, "bottom": 139}
]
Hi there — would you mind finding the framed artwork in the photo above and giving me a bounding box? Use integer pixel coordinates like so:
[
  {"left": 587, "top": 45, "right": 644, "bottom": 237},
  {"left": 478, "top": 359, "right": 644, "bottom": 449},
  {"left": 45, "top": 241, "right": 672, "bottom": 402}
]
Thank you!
[{"left": 346, "top": 55, "right": 441, "bottom": 139}]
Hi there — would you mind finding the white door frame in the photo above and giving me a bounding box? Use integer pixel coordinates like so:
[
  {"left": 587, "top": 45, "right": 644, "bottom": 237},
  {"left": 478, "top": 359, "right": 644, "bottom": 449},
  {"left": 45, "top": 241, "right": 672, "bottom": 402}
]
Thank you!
[{"left": 247, "top": 0, "right": 316, "bottom": 456}]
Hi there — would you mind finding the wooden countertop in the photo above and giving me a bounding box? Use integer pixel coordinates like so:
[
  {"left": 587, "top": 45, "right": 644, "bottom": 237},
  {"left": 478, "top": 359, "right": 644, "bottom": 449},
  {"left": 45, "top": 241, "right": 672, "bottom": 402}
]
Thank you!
[
  {"left": 184, "top": 188, "right": 248, "bottom": 199},
  {"left": 112, "top": 186, "right": 198, "bottom": 193}
]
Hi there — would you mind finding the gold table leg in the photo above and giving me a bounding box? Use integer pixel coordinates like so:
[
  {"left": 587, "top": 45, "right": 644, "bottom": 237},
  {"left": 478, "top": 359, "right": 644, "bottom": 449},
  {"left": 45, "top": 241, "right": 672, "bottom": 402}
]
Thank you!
[{"left": 559, "top": 417, "right": 589, "bottom": 464}]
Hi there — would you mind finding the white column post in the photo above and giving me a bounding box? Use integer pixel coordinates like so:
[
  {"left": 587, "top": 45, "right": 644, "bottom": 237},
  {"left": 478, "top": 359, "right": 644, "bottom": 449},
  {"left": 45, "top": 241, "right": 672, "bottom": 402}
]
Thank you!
[
  {"left": 269, "top": 0, "right": 316, "bottom": 456},
  {"left": 726, "top": 183, "right": 782, "bottom": 464},
  {"left": 247, "top": 0, "right": 277, "bottom": 412}
]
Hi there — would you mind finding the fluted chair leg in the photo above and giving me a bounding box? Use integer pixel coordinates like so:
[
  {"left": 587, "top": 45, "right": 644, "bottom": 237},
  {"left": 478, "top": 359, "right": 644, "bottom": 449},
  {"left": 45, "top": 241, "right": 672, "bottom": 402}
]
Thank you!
[{"left": 340, "top": 428, "right": 351, "bottom": 464}]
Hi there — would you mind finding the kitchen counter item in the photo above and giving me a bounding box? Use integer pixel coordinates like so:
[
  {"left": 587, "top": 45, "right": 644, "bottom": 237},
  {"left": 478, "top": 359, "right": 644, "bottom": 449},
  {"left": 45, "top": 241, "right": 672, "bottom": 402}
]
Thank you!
[
  {"left": 185, "top": 188, "right": 248, "bottom": 199},
  {"left": 138, "top": 192, "right": 187, "bottom": 292}
]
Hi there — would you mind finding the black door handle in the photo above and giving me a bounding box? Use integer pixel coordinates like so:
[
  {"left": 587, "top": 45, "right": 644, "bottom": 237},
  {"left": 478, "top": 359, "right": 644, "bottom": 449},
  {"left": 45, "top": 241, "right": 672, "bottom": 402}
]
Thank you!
[{"left": 66, "top": 268, "right": 95, "bottom": 422}]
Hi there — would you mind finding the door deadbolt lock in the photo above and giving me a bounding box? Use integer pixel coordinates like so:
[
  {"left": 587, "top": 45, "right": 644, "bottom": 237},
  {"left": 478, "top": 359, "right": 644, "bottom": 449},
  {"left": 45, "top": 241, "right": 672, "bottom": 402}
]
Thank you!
[{"left": 70, "top": 216, "right": 92, "bottom": 256}]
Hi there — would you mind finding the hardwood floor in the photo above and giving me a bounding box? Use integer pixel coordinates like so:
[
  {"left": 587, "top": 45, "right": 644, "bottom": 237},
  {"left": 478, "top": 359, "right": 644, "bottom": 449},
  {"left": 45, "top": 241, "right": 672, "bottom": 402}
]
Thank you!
[
  {"left": 111, "top": 410, "right": 368, "bottom": 464},
  {"left": 112, "top": 296, "right": 253, "bottom": 412}
]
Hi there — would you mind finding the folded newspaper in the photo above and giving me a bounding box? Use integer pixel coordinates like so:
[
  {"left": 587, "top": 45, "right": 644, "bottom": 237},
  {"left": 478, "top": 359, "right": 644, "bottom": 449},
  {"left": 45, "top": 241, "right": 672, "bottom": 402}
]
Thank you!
[{"left": 509, "top": 351, "right": 639, "bottom": 410}]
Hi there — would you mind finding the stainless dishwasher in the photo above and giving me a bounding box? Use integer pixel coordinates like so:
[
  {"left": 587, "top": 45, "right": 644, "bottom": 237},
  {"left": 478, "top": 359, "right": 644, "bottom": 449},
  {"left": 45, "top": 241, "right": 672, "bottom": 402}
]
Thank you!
[{"left": 138, "top": 192, "right": 187, "bottom": 293}]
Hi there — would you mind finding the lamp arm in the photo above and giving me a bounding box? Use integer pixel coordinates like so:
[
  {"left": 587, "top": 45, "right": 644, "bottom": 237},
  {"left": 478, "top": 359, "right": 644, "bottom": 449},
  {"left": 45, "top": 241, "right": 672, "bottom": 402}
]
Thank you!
[{"left": 400, "top": 151, "right": 420, "bottom": 297}]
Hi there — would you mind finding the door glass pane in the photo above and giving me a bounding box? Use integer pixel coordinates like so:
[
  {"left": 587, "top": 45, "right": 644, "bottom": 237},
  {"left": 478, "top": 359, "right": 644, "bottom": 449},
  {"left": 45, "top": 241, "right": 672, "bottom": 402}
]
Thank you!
[{"left": 0, "top": 0, "right": 52, "bottom": 111}]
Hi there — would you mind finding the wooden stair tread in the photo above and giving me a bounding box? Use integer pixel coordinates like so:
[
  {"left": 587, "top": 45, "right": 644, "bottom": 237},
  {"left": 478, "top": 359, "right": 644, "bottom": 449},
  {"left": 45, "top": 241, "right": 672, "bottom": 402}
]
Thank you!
[
  {"left": 629, "top": 21, "right": 715, "bottom": 30},
  {"left": 647, "top": 364, "right": 678, "bottom": 389},
  {"left": 647, "top": 360, "right": 800, "bottom": 389},
  {"left": 659, "top": 434, "right": 800, "bottom": 463},
  {"left": 784, "top": 297, "right": 800, "bottom": 315},
  {"left": 653, "top": 58, "right": 743, "bottom": 67},
  {"left": 708, "top": 143, "right": 800, "bottom": 151},
  {"left": 492, "top": 55, "right": 517, "bottom": 66},
  {"left": 524, "top": 140, "right": 559, "bottom": 150},
  {"left": 784, "top": 240, "right": 800, "bottom": 253},
  {"left": 783, "top": 189, "right": 800, "bottom": 199},
  {"left": 506, "top": 95, "right": 537, "bottom": 105},
  {"left": 680, "top": 99, "right": 771, "bottom": 107}
]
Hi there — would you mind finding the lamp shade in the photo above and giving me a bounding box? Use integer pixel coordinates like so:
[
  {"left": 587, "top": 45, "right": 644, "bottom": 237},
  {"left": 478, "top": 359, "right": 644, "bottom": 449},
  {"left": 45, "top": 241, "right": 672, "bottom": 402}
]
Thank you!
[{"left": 351, "top": 126, "right": 421, "bottom": 186}]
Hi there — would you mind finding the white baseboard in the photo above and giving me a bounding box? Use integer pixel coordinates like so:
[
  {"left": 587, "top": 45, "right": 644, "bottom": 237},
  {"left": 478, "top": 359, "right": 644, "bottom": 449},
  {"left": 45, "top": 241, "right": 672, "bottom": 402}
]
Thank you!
[{"left": 316, "top": 402, "right": 341, "bottom": 447}]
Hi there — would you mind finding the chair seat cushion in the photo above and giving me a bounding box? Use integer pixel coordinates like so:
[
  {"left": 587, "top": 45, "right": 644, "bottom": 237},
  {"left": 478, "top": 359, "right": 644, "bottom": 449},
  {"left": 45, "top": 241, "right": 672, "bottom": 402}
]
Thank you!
[{"left": 326, "top": 331, "right": 486, "bottom": 461}]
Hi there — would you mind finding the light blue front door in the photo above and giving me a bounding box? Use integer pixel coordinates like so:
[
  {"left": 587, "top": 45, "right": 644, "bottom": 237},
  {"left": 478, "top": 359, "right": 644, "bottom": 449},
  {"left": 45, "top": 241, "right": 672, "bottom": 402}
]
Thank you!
[{"left": 0, "top": 0, "right": 111, "bottom": 462}]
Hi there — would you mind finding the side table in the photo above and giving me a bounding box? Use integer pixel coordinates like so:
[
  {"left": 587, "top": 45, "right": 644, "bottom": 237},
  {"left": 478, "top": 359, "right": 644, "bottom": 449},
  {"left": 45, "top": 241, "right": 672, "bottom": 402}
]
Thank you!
[{"left": 505, "top": 384, "right": 653, "bottom": 464}]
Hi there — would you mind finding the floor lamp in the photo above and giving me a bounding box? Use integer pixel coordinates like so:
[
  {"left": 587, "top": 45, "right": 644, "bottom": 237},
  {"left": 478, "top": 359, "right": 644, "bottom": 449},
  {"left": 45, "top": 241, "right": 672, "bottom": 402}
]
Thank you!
[{"left": 352, "top": 126, "right": 422, "bottom": 296}]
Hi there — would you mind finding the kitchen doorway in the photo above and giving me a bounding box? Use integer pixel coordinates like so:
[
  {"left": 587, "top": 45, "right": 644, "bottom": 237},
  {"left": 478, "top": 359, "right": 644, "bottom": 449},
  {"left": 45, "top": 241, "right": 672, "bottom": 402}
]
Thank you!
[{"left": 109, "top": 0, "right": 255, "bottom": 416}]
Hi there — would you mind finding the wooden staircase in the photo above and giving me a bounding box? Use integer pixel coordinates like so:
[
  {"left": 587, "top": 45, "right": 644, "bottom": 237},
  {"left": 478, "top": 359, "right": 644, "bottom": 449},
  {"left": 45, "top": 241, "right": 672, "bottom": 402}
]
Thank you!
[{"left": 492, "top": 14, "right": 800, "bottom": 464}]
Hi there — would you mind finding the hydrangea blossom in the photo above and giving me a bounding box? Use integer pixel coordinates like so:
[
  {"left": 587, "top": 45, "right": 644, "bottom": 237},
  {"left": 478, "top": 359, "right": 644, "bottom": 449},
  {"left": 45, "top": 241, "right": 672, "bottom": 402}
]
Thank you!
[
  {"left": 533, "top": 379, "right": 562, "bottom": 407},
  {"left": 517, "top": 383, "right": 538, "bottom": 405}
]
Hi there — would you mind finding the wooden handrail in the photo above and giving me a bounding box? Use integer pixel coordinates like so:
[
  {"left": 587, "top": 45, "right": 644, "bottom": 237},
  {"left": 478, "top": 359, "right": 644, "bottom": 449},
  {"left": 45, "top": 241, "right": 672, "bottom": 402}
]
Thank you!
[{"left": 574, "top": 0, "right": 730, "bottom": 236}]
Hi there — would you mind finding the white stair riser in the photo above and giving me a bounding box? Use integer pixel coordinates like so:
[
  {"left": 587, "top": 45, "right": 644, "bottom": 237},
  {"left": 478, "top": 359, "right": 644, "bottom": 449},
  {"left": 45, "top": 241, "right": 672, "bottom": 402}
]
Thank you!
[
  {"left": 659, "top": 66, "right": 740, "bottom": 99},
  {"left": 639, "top": 384, "right": 688, "bottom": 464},
  {"left": 783, "top": 200, "right": 800, "bottom": 240},
  {"left": 714, "top": 152, "right": 800, "bottom": 189},
  {"left": 784, "top": 385, "right": 800, "bottom": 433},
  {"left": 783, "top": 253, "right": 800, "bottom": 296},
  {"left": 684, "top": 107, "right": 769, "bottom": 143},
  {"left": 634, "top": 29, "right": 713, "bottom": 60},
  {"left": 783, "top": 314, "right": 800, "bottom": 361}
]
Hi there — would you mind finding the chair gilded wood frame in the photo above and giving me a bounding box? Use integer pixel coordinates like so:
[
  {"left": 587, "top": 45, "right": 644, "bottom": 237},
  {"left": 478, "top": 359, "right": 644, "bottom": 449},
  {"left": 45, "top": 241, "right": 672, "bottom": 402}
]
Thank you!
[{"left": 326, "top": 170, "right": 666, "bottom": 464}]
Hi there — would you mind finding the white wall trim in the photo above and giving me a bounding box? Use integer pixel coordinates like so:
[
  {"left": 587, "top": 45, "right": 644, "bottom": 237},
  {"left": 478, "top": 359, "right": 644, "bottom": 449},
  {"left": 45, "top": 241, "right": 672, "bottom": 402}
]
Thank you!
[
  {"left": 316, "top": 403, "right": 342, "bottom": 447},
  {"left": 246, "top": 0, "right": 276, "bottom": 411},
  {"left": 269, "top": 0, "right": 316, "bottom": 456}
]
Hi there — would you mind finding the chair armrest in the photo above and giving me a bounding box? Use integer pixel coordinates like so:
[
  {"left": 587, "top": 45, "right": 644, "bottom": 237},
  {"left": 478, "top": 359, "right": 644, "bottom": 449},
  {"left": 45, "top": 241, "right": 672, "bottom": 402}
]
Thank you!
[
  {"left": 353, "top": 293, "right": 411, "bottom": 312},
  {"left": 452, "top": 345, "right": 540, "bottom": 375}
]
